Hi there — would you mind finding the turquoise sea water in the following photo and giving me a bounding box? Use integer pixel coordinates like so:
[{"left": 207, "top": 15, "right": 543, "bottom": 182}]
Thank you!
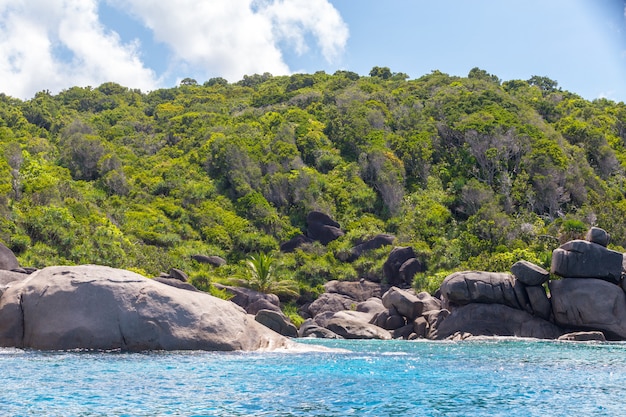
[{"left": 1, "top": 338, "right": 625, "bottom": 416}]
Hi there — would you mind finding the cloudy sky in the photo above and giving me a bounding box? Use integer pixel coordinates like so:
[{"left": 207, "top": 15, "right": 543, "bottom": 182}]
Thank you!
[{"left": 0, "top": 0, "right": 624, "bottom": 102}]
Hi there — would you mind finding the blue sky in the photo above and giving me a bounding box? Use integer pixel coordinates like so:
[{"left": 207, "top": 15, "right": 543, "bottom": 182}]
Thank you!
[{"left": 0, "top": 0, "right": 624, "bottom": 102}]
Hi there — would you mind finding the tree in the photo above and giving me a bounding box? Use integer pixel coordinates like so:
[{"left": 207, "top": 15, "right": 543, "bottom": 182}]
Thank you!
[
  {"left": 527, "top": 76, "right": 558, "bottom": 94},
  {"left": 242, "top": 252, "right": 298, "bottom": 298},
  {"left": 468, "top": 67, "right": 500, "bottom": 84},
  {"left": 180, "top": 78, "right": 198, "bottom": 86},
  {"left": 369, "top": 66, "right": 392, "bottom": 79}
]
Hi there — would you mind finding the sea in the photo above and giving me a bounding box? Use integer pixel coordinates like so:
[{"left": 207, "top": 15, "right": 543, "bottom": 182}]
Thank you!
[{"left": 1, "top": 338, "right": 625, "bottom": 416}]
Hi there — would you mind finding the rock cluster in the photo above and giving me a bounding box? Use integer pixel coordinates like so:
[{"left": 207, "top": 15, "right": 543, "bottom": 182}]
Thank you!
[
  {"left": 1, "top": 226, "right": 625, "bottom": 350},
  {"left": 292, "top": 226, "right": 626, "bottom": 342},
  {"left": 280, "top": 211, "right": 344, "bottom": 252}
]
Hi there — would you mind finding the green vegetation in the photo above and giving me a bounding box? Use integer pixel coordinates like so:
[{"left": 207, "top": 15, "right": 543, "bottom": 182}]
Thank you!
[{"left": 1, "top": 68, "right": 625, "bottom": 299}]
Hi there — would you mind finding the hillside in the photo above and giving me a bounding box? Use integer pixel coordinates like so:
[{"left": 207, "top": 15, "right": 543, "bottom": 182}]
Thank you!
[{"left": 1, "top": 67, "right": 625, "bottom": 298}]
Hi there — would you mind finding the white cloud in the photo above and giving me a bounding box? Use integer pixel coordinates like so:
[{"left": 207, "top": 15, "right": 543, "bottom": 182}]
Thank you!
[
  {"left": 0, "top": 0, "right": 158, "bottom": 99},
  {"left": 112, "top": 0, "right": 348, "bottom": 82},
  {"left": 257, "top": 0, "right": 349, "bottom": 63},
  {"left": 0, "top": 0, "right": 348, "bottom": 99}
]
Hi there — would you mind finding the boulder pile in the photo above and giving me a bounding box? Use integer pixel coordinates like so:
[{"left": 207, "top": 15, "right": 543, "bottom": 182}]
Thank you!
[
  {"left": 291, "top": 226, "right": 626, "bottom": 341},
  {"left": 1, "top": 225, "right": 625, "bottom": 349}
]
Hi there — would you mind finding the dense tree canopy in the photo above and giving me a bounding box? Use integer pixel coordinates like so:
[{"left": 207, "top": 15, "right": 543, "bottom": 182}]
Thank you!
[{"left": 1, "top": 68, "right": 625, "bottom": 300}]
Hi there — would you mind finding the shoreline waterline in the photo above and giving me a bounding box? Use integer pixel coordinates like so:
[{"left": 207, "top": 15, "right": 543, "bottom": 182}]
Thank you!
[{"left": 2, "top": 338, "right": 625, "bottom": 416}]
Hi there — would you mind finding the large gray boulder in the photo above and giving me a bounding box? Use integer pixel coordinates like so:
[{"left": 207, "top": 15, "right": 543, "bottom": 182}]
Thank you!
[
  {"left": 550, "top": 240, "right": 623, "bottom": 284},
  {"left": 382, "top": 287, "right": 421, "bottom": 320},
  {"left": 255, "top": 309, "right": 298, "bottom": 338},
  {"left": 0, "top": 265, "right": 290, "bottom": 351},
  {"left": 325, "top": 312, "right": 392, "bottom": 340},
  {"left": 383, "top": 246, "right": 423, "bottom": 288},
  {"left": 585, "top": 227, "right": 610, "bottom": 247},
  {"left": 298, "top": 319, "right": 341, "bottom": 338},
  {"left": 280, "top": 234, "right": 314, "bottom": 253},
  {"left": 307, "top": 292, "right": 355, "bottom": 317},
  {"left": 191, "top": 254, "right": 227, "bottom": 267},
  {"left": 355, "top": 297, "right": 386, "bottom": 317},
  {"left": 432, "top": 303, "right": 563, "bottom": 340},
  {"left": 440, "top": 271, "right": 525, "bottom": 310},
  {"left": 525, "top": 285, "right": 552, "bottom": 320},
  {"left": 306, "top": 211, "right": 344, "bottom": 245},
  {"left": 0, "top": 270, "right": 29, "bottom": 286},
  {"left": 549, "top": 278, "right": 626, "bottom": 339},
  {"left": 511, "top": 260, "right": 549, "bottom": 286},
  {"left": 0, "top": 242, "right": 19, "bottom": 271},
  {"left": 323, "top": 280, "right": 383, "bottom": 302}
]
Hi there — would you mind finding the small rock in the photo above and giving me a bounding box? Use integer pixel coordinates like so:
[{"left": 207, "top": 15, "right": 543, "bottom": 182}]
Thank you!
[
  {"left": 585, "top": 227, "right": 610, "bottom": 247},
  {"left": 168, "top": 268, "right": 188, "bottom": 282},
  {"left": 191, "top": 255, "right": 227, "bottom": 267},
  {"left": 511, "top": 260, "right": 550, "bottom": 286},
  {"left": 255, "top": 309, "right": 298, "bottom": 338},
  {"left": 558, "top": 331, "right": 606, "bottom": 342},
  {"left": 382, "top": 286, "right": 421, "bottom": 320}
]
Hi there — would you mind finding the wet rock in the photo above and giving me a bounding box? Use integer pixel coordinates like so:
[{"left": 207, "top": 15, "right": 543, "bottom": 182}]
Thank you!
[
  {"left": 432, "top": 303, "right": 562, "bottom": 340},
  {"left": 558, "top": 331, "right": 606, "bottom": 342}
]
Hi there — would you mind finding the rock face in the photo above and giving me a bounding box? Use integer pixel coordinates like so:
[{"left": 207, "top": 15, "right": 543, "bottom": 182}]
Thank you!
[
  {"left": 306, "top": 211, "right": 344, "bottom": 245},
  {"left": 511, "top": 260, "right": 549, "bottom": 286},
  {"left": 323, "top": 280, "right": 383, "bottom": 301},
  {"left": 440, "top": 271, "right": 525, "bottom": 310},
  {"left": 0, "top": 242, "right": 19, "bottom": 271},
  {"left": 291, "top": 226, "right": 626, "bottom": 342},
  {"left": 383, "top": 246, "right": 424, "bottom": 287},
  {"left": 0, "top": 265, "right": 289, "bottom": 351},
  {"left": 549, "top": 278, "right": 626, "bottom": 339},
  {"left": 432, "top": 303, "right": 563, "bottom": 340},
  {"left": 550, "top": 240, "right": 623, "bottom": 284},
  {"left": 255, "top": 309, "right": 298, "bottom": 338},
  {"left": 585, "top": 227, "right": 610, "bottom": 247}
]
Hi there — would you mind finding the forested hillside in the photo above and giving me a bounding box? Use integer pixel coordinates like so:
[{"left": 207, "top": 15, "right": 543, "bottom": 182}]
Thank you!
[{"left": 1, "top": 67, "right": 625, "bottom": 298}]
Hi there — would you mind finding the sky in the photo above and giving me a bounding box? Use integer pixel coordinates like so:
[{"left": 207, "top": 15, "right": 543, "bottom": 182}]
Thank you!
[{"left": 0, "top": 0, "right": 624, "bottom": 102}]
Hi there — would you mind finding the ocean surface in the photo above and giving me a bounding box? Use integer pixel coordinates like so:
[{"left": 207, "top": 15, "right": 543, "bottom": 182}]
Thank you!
[{"left": 1, "top": 338, "right": 625, "bottom": 416}]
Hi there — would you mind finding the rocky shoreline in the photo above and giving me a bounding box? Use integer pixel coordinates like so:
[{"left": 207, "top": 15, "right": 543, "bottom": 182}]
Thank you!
[{"left": 0, "top": 226, "right": 624, "bottom": 350}]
